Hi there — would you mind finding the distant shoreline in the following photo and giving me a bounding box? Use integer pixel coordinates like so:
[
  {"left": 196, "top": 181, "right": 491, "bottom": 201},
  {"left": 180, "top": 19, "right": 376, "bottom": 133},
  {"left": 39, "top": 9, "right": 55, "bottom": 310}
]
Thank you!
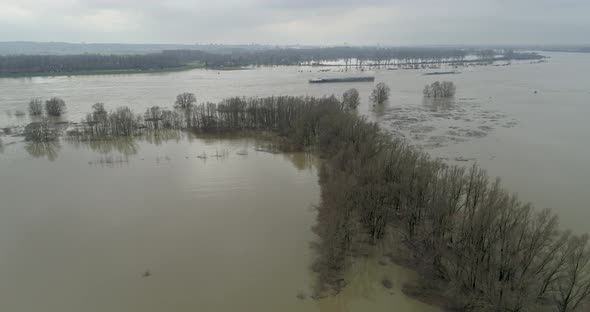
[
  {"left": 0, "top": 64, "right": 261, "bottom": 78},
  {"left": 0, "top": 64, "right": 206, "bottom": 78}
]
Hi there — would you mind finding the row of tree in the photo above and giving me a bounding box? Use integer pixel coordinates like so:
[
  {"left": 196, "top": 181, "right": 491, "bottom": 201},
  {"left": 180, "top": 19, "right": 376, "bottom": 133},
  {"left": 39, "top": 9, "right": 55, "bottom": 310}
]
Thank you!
[
  {"left": 1, "top": 47, "right": 544, "bottom": 75},
  {"left": 23, "top": 82, "right": 394, "bottom": 143},
  {"left": 0, "top": 53, "right": 188, "bottom": 74},
  {"left": 304, "top": 100, "right": 589, "bottom": 311}
]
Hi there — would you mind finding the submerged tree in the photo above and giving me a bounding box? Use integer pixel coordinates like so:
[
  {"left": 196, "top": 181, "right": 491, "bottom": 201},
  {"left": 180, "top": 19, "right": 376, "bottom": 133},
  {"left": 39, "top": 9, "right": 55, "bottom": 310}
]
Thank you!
[
  {"left": 370, "top": 83, "right": 390, "bottom": 104},
  {"left": 423, "top": 81, "right": 456, "bottom": 98},
  {"left": 175, "top": 92, "right": 197, "bottom": 128},
  {"left": 28, "top": 98, "right": 43, "bottom": 116},
  {"left": 24, "top": 140, "right": 61, "bottom": 161},
  {"left": 342, "top": 88, "right": 360, "bottom": 110},
  {"left": 175, "top": 92, "right": 196, "bottom": 110},
  {"left": 45, "top": 97, "right": 66, "bottom": 116},
  {"left": 24, "top": 117, "right": 58, "bottom": 142},
  {"left": 144, "top": 106, "right": 163, "bottom": 129}
]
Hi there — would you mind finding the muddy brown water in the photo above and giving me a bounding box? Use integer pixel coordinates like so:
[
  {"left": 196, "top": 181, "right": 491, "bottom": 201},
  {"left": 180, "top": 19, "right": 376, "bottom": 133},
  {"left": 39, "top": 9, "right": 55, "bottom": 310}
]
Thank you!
[{"left": 0, "top": 134, "right": 440, "bottom": 312}]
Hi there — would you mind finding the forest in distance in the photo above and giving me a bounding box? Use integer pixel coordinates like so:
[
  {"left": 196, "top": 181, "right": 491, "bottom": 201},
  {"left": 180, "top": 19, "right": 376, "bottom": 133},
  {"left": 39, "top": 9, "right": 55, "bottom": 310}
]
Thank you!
[
  {"left": 7, "top": 87, "right": 590, "bottom": 312},
  {"left": 0, "top": 46, "right": 544, "bottom": 77}
]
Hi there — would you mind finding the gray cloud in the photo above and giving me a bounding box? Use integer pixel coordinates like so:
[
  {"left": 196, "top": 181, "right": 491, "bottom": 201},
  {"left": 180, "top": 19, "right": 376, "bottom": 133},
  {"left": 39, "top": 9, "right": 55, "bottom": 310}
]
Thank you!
[{"left": 0, "top": 0, "right": 588, "bottom": 45}]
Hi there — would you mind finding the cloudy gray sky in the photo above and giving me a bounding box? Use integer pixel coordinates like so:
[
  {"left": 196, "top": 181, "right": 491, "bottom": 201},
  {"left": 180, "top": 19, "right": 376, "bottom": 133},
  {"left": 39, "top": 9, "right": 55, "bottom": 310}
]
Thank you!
[{"left": 0, "top": 0, "right": 588, "bottom": 45}]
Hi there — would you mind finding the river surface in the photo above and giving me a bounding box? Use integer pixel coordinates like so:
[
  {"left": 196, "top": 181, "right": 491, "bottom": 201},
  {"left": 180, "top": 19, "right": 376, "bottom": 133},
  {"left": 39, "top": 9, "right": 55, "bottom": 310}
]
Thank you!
[
  {"left": 0, "top": 51, "right": 588, "bottom": 310},
  {"left": 3, "top": 51, "right": 586, "bottom": 233},
  {"left": 0, "top": 133, "right": 439, "bottom": 312}
]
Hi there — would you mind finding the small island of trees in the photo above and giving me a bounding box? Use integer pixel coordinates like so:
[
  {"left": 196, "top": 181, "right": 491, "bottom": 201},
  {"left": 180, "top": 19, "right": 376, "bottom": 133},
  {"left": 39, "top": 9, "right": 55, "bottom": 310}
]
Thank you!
[
  {"left": 423, "top": 81, "right": 456, "bottom": 98},
  {"left": 371, "top": 83, "right": 391, "bottom": 104}
]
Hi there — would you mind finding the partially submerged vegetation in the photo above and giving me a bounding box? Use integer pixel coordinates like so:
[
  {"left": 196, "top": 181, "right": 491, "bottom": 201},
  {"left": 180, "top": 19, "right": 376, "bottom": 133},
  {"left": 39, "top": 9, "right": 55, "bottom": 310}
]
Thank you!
[
  {"left": 371, "top": 83, "right": 391, "bottom": 104},
  {"left": 45, "top": 97, "right": 67, "bottom": 116},
  {"left": 423, "top": 81, "right": 456, "bottom": 98},
  {"left": 0, "top": 47, "right": 545, "bottom": 77},
  {"left": 24, "top": 117, "right": 59, "bottom": 142},
  {"left": 18, "top": 93, "right": 590, "bottom": 311},
  {"left": 342, "top": 88, "right": 360, "bottom": 110},
  {"left": 28, "top": 98, "right": 43, "bottom": 116}
]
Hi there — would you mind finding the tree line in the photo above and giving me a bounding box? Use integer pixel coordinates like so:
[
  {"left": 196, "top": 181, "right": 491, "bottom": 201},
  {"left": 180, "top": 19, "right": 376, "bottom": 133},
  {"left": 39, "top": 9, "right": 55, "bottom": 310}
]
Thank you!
[
  {"left": 1, "top": 47, "right": 544, "bottom": 75},
  {"left": 0, "top": 53, "right": 189, "bottom": 75},
  {"left": 20, "top": 93, "right": 588, "bottom": 311}
]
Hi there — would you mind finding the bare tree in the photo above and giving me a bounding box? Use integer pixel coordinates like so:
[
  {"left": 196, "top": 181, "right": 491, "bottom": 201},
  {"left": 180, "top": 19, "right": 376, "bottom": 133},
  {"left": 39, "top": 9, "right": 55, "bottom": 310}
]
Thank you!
[
  {"left": 554, "top": 234, "right": 590, "bottom": 312},
  {"left": 175, "top": 92, "right": 196, "bottom": 110},
  {"left": 145, "top": 106, "right": 163, "bottom": 129},
  {"left": 342, "top": 88, "right": 360, "bottom": 110},
  {"left": 423, "top": 81, "right": 456, "bottom": 98},
  {"left": 45, "top": 97, "right": 66, "bottom": 116},
  {"left": 28, "top": 98, "right": 43, "bottom": 116},
  {"left": 370, "top": 83, "right": 390, "bottom": 104},
  {"left": 175, "top": 92, "right": 197, "bottom": 128}
]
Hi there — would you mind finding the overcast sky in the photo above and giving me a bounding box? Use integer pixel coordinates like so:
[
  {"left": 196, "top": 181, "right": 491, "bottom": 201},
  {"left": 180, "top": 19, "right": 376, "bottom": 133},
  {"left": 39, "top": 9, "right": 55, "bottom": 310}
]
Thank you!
[{"left": 0, "top": 0, "right": 588, "bottom": 45}]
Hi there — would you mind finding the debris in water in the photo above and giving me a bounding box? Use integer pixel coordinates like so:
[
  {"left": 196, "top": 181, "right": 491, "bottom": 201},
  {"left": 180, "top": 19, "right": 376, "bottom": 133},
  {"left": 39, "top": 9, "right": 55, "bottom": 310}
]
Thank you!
[{"left": 142, "top": 270, "right": 152, "bottom": 278}]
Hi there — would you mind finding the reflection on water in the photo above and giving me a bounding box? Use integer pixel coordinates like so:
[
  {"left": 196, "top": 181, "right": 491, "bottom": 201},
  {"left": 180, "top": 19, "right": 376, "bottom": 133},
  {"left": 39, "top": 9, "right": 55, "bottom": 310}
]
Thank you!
[
  {"left": 283, "top": 152, "right": 317, "bottom": 172},
  {"left": 68, "top": 137, "right": 140, "bottom": 155},
  {"left": 0, "top": 134, "right": 439, "bottom": 312},
  {"left": 88, "top": 155, "right": 130, "bottom": 167},
  {"left": 369, "top": 101, "right": 388, "bottom": 119},
  {"left": 143, "top": 130, "right": 182, "bottom": 145},
  {"left": 24, "top": 141, "right": 61, "bottom": 161}
]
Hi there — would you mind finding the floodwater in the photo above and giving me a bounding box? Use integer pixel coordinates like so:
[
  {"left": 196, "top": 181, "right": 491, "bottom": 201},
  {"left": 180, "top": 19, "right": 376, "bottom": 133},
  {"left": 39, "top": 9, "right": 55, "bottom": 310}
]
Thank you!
[
  {"left": 0, "top": 133, "right": 439, "bottom": 312},
  {"left": 1, "top": 51, "right": 589, "bottom": 310},
  {"left": 2, "top": 52, "right": 588, "bottom": 233}
]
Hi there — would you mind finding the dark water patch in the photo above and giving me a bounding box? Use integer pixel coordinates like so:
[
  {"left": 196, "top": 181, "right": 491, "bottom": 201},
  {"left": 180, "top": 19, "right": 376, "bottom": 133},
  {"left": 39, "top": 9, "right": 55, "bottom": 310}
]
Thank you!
[{"left": 24, "top": 141, "right": 61, "bottom": 161}]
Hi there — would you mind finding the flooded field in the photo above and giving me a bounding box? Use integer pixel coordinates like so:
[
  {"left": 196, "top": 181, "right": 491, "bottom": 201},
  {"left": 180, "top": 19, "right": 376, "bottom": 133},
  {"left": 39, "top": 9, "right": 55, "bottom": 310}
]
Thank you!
[
  {"left": 1, "top": 51, "right": 589, "bottom": 311},
  {"left": 0, "top": 134, "right": 439, "bottom": 312}
]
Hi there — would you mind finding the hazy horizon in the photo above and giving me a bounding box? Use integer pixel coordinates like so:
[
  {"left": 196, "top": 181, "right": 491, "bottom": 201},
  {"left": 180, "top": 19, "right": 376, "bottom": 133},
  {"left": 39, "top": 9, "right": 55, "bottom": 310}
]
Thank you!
[{"left": 1, "top": 0, "right": 589, "bottom": 46}]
